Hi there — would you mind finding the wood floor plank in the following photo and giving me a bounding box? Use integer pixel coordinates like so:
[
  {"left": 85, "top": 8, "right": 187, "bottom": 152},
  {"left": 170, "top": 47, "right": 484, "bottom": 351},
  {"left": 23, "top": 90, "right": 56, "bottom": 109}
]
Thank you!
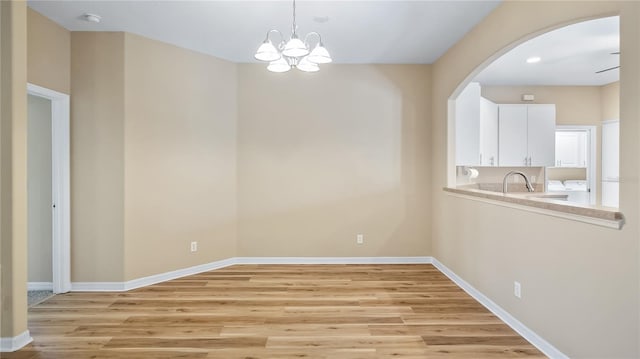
[
  {"left": 219, "top": 324, "right": 372, "bottom": 337},
  {"left": 265, "top": 335, "right": 427, "bottom": 349},
  {"left": 103, "top": 337, "right": 268, "bottom": 350},
  {"left": 4, "top": 264, "right": 546, "bottom": 358}
]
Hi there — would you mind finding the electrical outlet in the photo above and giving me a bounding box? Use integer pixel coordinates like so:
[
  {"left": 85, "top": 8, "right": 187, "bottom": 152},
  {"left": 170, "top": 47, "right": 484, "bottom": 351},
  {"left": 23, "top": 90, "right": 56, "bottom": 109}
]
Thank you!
[
  {"left": 356, "top": 234, "right": 364, "bottom": 244},
  {"left": 531, "top": 175, "right": 537, "bottom": 183},
  {"left": 514, "top": 281, "right": 521, "bottom": 298},
  {"left": 190, "top": 241, "right": 198, "bottom": 252}
]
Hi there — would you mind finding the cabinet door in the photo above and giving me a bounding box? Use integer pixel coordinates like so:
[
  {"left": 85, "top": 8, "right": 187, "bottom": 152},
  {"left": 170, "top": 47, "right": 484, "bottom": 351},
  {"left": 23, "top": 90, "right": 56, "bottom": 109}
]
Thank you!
[
  {"left": 498, "top": 105, "right": 528, "bottom": 166},
  {"left": 455, "top": 83, "right": 481, "bottom": 165},
  {"left": 527, "top": 104, "right": 556, "bottom": 166},
  {"left": 555, "top": 131, "right": 588, "bottom": 167},
  {"left": 555, "top": 132, "right": 579, "bottom": 167},
  {"left": 479, "top": 98, "right": 498, "bottom": 166}
]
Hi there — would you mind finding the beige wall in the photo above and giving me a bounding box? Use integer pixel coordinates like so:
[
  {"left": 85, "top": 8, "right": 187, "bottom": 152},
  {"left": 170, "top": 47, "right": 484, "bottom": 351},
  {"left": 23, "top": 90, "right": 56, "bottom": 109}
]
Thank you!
[
  {"left": 66, "top": 31, "right": 241, "bottom": 283},
  {"left": 27, "top": 8, "right": 69, "bottom": 94},
  {"left": 70, "top": 32, "right": 125, "bottom": 282},
  {"left": 123, "top": 33, "right": 238, "bottom": 280},
  {"left": 27, "top": 94, "right": 52, "bottom": 283},
  {"left": 432, "top": 1, "right": 639, "bottom": 357},
  {"left": 547, "top": 167, "right": 587, "bottom": 182},
  {"left": 1, "top": 0, "right": 29, "bottom": 339},
  {"left": 601, "top": 81, "right": 620, "bottom": 121},
  {"left": 237, "top": 65, "right": 431, "bottom": 257}
]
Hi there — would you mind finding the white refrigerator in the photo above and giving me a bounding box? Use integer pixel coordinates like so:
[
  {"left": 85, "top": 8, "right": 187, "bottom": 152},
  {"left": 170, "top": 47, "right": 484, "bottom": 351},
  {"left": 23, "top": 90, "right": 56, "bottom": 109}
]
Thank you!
[{"left": 601, "top": 120, "right": 619, "bottom": 207}]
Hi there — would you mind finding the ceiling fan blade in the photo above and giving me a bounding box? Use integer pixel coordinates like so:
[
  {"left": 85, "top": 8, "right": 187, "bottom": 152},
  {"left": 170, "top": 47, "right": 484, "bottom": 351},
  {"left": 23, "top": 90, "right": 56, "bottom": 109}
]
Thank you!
[{"left": 595, "top": 65, "right": 620, "bottom": 74}]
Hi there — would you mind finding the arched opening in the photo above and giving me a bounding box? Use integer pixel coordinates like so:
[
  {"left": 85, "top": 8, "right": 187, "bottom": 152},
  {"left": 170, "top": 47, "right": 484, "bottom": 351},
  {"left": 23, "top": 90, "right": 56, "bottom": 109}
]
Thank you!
[{"left": 448, "top": 16, "right": 619, "bottom": 208}]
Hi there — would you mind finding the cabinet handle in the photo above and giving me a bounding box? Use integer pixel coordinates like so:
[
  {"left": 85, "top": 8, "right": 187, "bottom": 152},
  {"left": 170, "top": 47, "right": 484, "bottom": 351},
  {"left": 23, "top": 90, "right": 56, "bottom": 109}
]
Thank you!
[
  {"left": 480, "top": 153, "right": 483, "bottom": 165},
  {"left": 490, "top": 156, "right": 495, "bottom": 166},
  {"left": 524, "top": 157, "right": 528, "bottom": 166}
]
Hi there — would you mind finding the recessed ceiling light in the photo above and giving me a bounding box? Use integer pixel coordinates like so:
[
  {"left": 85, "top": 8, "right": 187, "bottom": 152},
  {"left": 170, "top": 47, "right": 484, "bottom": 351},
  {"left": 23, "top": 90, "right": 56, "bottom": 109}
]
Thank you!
[
  {"left": 526, "top": 56, "right": 541, "bottom": 64},
  {"left": 82, "top": 13, "right": 101, "bottom": 23}
]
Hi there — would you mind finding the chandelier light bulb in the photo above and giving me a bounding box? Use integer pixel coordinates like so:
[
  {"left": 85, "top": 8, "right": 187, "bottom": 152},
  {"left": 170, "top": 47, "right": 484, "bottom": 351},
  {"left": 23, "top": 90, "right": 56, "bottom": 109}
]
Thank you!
[
  {"left": 307, "top": 43, "right": 332, "bottom": 64},
  {"left": 283, "top": 37, "right": 309, "bottom": 58},
  {"left": 297, "top": 56, "right": 320, "bottom": 72},
  {"left": 255, "top": 40, "right": 281, "bottom": 62},
  {"left": 267, "top": 57, "right": 291, "bottom": 73}
]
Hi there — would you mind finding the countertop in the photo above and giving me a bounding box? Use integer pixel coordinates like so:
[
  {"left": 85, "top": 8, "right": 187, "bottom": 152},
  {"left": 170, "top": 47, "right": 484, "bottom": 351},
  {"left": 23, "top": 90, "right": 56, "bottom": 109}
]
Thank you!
[{"left": 444, "top": 186, "right": 624, "bottom": 228}]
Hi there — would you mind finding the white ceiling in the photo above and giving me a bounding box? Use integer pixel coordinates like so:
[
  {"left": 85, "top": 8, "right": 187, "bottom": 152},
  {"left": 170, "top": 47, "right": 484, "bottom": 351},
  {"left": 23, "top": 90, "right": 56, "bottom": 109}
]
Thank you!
[
  {"left": 474, "top": 16, "right": 620, "bottom": 86},
  {"left": 28, "top": 0, "right": 501, "bottom": 64},
  {"left": 28, "top": 1, "right": 618, "bottom": 85}
]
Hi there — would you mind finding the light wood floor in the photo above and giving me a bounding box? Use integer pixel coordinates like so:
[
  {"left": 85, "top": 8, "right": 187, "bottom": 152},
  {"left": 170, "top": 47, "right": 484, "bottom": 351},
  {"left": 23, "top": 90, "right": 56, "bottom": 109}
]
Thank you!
[{"left": 4, "top": 264, "right": 545, "bottom": 358}]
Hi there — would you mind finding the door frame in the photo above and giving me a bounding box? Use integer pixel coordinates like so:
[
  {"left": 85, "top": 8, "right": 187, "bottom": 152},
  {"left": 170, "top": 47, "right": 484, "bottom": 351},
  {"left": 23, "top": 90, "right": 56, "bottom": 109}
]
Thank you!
[
  {"left": 27, "top": 83, "right": 71, "bottom": 293},
  {"left": 555, "top": 125, "right": 597, "bottom": 205}
]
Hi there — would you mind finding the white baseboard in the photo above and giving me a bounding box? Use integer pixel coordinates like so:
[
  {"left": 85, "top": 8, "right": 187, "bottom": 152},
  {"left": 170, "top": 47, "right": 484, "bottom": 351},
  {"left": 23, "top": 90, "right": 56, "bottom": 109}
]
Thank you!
[
  {"left": 71, "top": 282, "right": 126, "bottom": 291},
  {"left": 431, "top": 258, "right": 568, "bottom": 359},
  {"left": 71, "top": 257, "right": 238, "bottom": 292},
  {"left": 70, "top": 257, "right": 432, "bottom": 291},
  {"left": 27, "top": 282, "right": 53, "bottom": 291},
  {"left": 233, "top": 256, "right": 433, "bottom": 265},
  {"left": 0, "top": 330, "right": 33, "bottom": 352},
  {"left": 123, "top": 257, "right": 237, "bottom": 291}
]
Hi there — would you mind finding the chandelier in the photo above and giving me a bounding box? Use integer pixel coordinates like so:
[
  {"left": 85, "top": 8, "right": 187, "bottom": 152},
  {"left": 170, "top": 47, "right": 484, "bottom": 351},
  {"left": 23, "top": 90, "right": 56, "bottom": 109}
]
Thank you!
[{"left": 254, "top": 0, "right": 332, "bottom": 73}]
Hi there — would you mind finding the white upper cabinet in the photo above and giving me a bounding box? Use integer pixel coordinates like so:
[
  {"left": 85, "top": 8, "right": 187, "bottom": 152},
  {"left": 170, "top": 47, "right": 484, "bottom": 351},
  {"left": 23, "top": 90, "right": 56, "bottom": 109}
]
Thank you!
[
  {"left": 497, "top": 105, "right": 528, "bottom": 166},
  {"left": 455, "top": 82, "right": 499, "bottom": 166},
  {"left": 527, "top": 105, "right": 556, "bottom": 166},
  {"left": 479, "top": 98, "right": 499, "bottom": 166},
  {"left": 555, "top": 131, "right": 588, "bottom": 167},
  {"left": 498, "top": 104, "right": 556, "bottom": 167}
]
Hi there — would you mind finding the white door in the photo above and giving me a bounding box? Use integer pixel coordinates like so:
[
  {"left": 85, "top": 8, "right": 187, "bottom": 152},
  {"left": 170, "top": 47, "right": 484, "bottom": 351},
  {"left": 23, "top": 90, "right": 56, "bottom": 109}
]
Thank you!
[
  {"left": 498, "top": 105, "right": 528, "bottom": 166},
  {"left": 27, "top": 95, "right": 54, "bottom": 290},
  {"left": 527, "top": 104, "right": 556, "bottom": 166},
  {"left": 479, "top": 97, "right": 498, "bottom": 166},
  {"left": 27, "top": 84, "right": 71, "bottom": 294}
]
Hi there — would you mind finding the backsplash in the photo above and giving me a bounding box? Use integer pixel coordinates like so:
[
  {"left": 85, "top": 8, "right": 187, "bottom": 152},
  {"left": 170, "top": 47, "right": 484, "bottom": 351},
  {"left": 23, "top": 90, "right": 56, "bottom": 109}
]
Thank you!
[{"left": 456, "top": 166, "right": 546, "bottom": 190}]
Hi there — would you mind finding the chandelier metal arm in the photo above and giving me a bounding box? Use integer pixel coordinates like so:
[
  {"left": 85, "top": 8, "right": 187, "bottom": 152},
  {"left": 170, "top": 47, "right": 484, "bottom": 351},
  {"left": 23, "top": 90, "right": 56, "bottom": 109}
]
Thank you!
[{"left": 263, "top": 29, "right": 285, "bottom": 48}]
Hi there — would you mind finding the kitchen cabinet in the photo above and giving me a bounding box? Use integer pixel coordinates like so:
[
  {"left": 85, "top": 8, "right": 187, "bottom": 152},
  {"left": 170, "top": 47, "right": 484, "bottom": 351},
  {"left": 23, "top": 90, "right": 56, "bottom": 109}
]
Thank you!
[
  {"left": 555, "top": 131, "right": 588, "bottom": 167},
  {"left": 479, "top": 97, "right": 499, "bottom": 166},
  {"left": 455, "top": 82, "right": 498, "bottom": 166},
  {"left": 498, "top": 104, "right": 556, "bottom": 166}
]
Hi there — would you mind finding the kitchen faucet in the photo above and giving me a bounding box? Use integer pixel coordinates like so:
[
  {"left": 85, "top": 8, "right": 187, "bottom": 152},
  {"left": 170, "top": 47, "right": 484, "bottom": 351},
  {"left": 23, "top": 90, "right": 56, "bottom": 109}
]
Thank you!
[{"left": 502, "top": 171, "right": 535, "bottom": 194}]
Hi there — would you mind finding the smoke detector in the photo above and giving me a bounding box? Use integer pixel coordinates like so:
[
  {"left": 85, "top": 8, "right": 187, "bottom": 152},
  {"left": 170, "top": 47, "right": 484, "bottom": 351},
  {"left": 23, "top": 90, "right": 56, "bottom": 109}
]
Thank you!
[{"left": 82, "top": 13, "right": 102, "bottom": 23}]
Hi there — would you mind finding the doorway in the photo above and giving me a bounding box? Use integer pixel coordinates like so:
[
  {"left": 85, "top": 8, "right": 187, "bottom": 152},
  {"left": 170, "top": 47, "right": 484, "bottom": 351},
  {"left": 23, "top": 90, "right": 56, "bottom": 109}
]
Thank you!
[
  {"left": 26, "top": 84, "right": 70, "bottom": 298},
  {"left": 549, "top": 125, "right": 597, "bottom": 205}
]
